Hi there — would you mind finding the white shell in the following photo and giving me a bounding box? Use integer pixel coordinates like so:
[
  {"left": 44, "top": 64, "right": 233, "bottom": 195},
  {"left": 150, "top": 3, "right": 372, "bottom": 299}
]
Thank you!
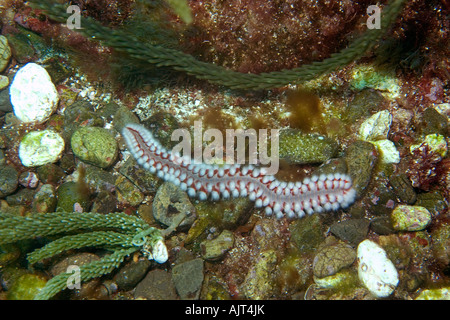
[
  {"left": 152, "top": 239, "right": 168, "bottom": 264},
  {"left": 357, "top": 239, "right": 398, "bottom": 298}
]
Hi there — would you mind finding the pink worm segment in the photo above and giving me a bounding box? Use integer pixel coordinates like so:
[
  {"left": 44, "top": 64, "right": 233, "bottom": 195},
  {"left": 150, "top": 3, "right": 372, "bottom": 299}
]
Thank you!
[{"left": 122, "top": 123, "right": 356, "bottom": 219}]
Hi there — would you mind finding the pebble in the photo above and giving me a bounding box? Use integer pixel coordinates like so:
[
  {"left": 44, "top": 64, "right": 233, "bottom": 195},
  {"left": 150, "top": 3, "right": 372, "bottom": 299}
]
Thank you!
[
  {"left": 18, "top": 130, "right": 65, "bottom": 167},
  {"left": 70, "top": 127, "right": 118, "bottom": 168},
  {"left": 152, "top": 182, "right": 196, "bottom": 230},
  {"left": 134, "top": 269, "right": 178, "bottom": 300},
  {"left": 415, "top": 287, "right": 450, "bottom": 300},
  {"left": 113, "top": 260, "right": 151, "bottom": 291},
  {"left": 391, "top": 205, "right": 432, "bottom": 231},
  {"left": 359, "top": 110, "right": 392, "bottom": 141},
  {"left": 330, "top": 219, "right": 370, "bottom": 246},
  {"left": 18, "top": 171, "right": 39, "bottom": 188},
  {"left": 10, "top": 63, "right": 59, "bottom": 123},
  {"left": 410, "top": 133, "right": 447, "bottom": 158},
  {"left": 55, "top": 181, "right": 91, "bottom": 212},
  {"left": 0, "top": 75, "right": 9, "bottom": 90},
  {"left": 313, "top": 241, "right": 356, "bottom": 278},
  {"left": 357, "top": 239, "right": 399, "bottom": 298},
  {"left": 6, "top": 273, "right": 48, "bottom": 300},
  {"left": 344, "top": 141, "right": 378, "bottom": 197},
  {"left": 201, "top": 229, "right": 235, "bottom": 261},
  {"left": 172, "top": 258, "right": 204, "bottom": 300},
  {"left": 32, "top": 184, "right": 57, "bottom": 213},
  {"left": 389, "top": 174, "right": 417, "bottom": 205},
  {"left": 0, "top": 165, "right": 19, "bottom": 198},
  {"left": 371, "top": 139, "right": 400, "bottom": 164},
  {"left": 115, "top": 174, "right": 144, "bottom": 207},
  {"left": 241, "top": 249, "right": 279, "bottom": 299},
  {"left": 0, "top": 35, "right": 11, "bottom": 72}
]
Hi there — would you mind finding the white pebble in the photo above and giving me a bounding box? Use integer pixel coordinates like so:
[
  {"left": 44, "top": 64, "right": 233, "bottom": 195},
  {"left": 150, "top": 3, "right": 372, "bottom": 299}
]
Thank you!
[
  {"left": 10, "top": 63, "right": 59, "bottom": 123},
  {"left": 357, "top": 239, "right": 399, "bottom": 298}
]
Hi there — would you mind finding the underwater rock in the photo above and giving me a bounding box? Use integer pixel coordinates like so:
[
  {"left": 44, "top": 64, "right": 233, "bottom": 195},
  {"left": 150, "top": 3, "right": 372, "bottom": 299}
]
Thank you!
[
  {"left": 134, "top": 269, "right": 178, "bottom": 300},
  {"left": 418, "top": 108, "right": 448, "bottom": 137},
  {"left": 114, "top": 260, "right": 152, "bottom": 291},
  {"left": 0, "top": 165, "right": 19, "bottom": 198},
  {"left": 201, "top": 229, "right": 235, "bottom": 261},
  {"left": 389, "top": 174, "right": 417, "bottom": 205},
  {"left": 55, "top": 181, "right": 91, "bottom": 212},
  {"left": 0, "top": 75, "right": 9, "bottom": 90},
  {"left": 371, "top": 139, "right": 400, "bottom": 164},
  {"left": 0, "top": 36, "right": 11, "bottom": 72},
  {"left": 330, "top": 219, "right": 370, "bottom": 246},
  {"left": 391, "top": 205, "right": 431, "bottom": 232},
  {"left": 18, "top": 171, "right": 39, "bottom": 189},
  {"left": 10, "top": 63, "right": 59, "bottom": 123},
  {"left": 430, "top": 222, "right": 450, "bottom": 267},
  {"left": 153, "top": 182, "right": 196, "bottom": 230},
  {"left": 410, "top": 133, "right": 447, "bottom": 158},
  {"left": 357, "top": 239, "right": 398, "bottom": 298},
  {"left": 344, "top": 141, "right": 378, "bottom": 198},
  {"left": 32, "top": 184, "right": 57, "bottom": 213},
  {"left": 63, "top": 100, "right": 105, "bottom": 140},
  {"left": 115, "top": 174, "right": 144, "bottom": 207},
  {"left": 36, "top": 163, "right": 65, "bottom": 185},
  {"left": 172, "top": 258, "right": 204, "bottom": 300},
  {"left": 241, "top": 249, "right": 279, "bottom": 300},
  {"left": 71, "top": 127, "right": 118, "bottom": 168},
  {"left": 359, "top": 110, "right": 392, "bottom": 141},
  {"left": 313, "top": 240, "right": 356, "bottom": 278},
  {"left": 18, "top": 130, "right": 65, "bottom": 167},
  {"left": 415, "top": 287, "right": 450, "bottom": 300},
  {"left": 6, "top": 273, "right": 48, "bottom": 300},
  {"left": 278, "top": 129, "right": 339, "bottom": 164}
]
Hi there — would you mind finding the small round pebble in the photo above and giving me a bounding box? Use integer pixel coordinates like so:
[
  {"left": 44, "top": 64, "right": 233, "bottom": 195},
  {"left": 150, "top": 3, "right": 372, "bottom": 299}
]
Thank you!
[
  {"left": 391, "top": 205, "right": 432, "bottom": 231},
  {"left": 70, "top": 127, "right": 118, "bottom": 168},
  {"left": 357, "top": 239, "right": 399, "bottom": 298},
  {"left": 10, "top": 63, "right": 59, "bottom": 123},
  {"left": 18, "top": 130, "right": 65, "bottom": 167}
]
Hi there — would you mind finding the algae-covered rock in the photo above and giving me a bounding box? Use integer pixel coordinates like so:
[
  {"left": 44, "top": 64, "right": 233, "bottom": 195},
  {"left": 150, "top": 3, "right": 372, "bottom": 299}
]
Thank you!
[
  {"left": 389, "top": 174, "right": 417, "bottom": 205},
  {"left": 32, "top": 184, "right": 57, "bottom": 213},
  {"left": 290, "top": 214, "right": 324, "bottom": 253},
  {"left": 0, "top": 35, "right": 11, "bottom": 72},
  {"left": 55, "top": 181, "right": 91, "bottom": 212},
  {"left": 7, "top": 273, "right": 48, "bottom": 300},
  {"left": 391, "top": 205, "right": 431, "bottom": 231},
  {"left": 115, "top": 174, "right": 144, "bottom": 207},
  {"left": 172, "top": 258, "right": 204, "bottom": 300},
  {"left": 359, "top": 110, "right": 392, "bottom": 141},
  {"left": 241, "top": 249, "right": 279, "bottom": 300},
  {"left": 278, "top": 129, "right": 339, "bottom": 164},
  {"left": 71, "top": 127, "right": 118, "bottom": 168},
  {"left": 0, "top": 165, "right": 18, "bottom": 198},
  {"left": 201, "top": 229, "right": 235, "bottom": 261},
  {"left": 344, "top": 141, "right": 378, "bottom": 197},
  {"left": 415, "top": 287, "right": 450, "bottom": 300},
  {"left": 313, "top": 241, "right": 356, "bottom": 278},
  {"left": 18, "top": 130, "right": 65, "bottom": 167}
]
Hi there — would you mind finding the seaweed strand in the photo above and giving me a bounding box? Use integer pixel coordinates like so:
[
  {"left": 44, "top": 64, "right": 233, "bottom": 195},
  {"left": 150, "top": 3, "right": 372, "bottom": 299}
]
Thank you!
[{"left": 29, "top": 0, "right": 407, "bottom": 90}]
